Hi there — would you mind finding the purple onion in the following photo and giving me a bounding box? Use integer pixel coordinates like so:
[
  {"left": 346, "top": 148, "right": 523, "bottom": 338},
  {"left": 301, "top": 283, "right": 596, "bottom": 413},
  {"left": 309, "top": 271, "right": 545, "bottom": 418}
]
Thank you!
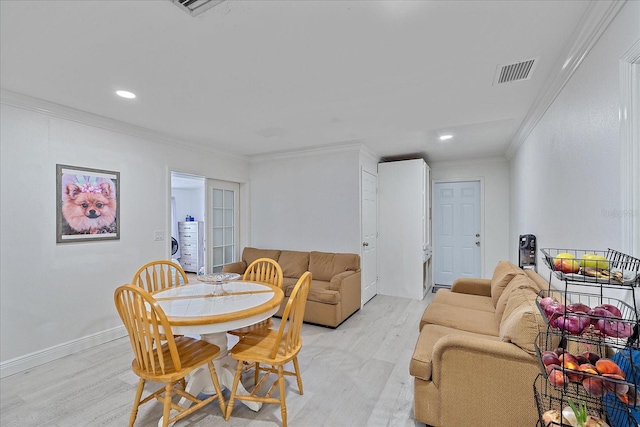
[
  {"left": 566, "top": 302, "right": 591, "bottom": 314},
  {"left": 555, "top": 315, "right": 587, "bottom": 335},
  {"left": 539, "top": 297, "right": 558, "bottom": 309},
  {"left": 602, "top": 320, "right": 632, "bottom": 338},
  {"left": 594, "top": 303, "right": 622, "bottom": 318}
]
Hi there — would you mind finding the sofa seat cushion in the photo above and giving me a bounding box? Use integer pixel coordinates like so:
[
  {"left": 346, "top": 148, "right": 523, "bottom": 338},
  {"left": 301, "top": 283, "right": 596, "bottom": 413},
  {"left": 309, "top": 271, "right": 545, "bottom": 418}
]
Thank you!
[
  {"left": 432, "top": 289, "right": 495, "bottom": 312},
  {"left": 410, "top": 324, "right": 500, "bottom": 381},
  {"left": 491, "top": 261, "right": 526, "bottom": 307},
  {"left": 278, "top": 250, "right": 309, "bottom": 279},
  {"left": 242, "top": 247, "right": 281, "bottom": 266},
  {"left": 283, "top": 279, "right": 340, "bottom": 304},
  {"left": 309, "top": 251, "right": 359, "bottom": 281},
  {"left": 420, "top": 302, "right": 500, "bottom": 336},
  {"left": 499, "top": 287, "right": 550, "bottom": 355}
]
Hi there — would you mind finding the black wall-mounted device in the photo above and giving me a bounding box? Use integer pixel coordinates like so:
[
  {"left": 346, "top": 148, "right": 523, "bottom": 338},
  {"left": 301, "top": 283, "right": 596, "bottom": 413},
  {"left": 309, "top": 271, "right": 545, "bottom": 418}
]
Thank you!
[{"left": 519, "top": 234, "right": 537, "bottom": 269}]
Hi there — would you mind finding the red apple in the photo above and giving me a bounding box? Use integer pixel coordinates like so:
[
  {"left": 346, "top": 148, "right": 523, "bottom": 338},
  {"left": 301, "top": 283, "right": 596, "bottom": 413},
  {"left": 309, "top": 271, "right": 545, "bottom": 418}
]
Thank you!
[{"left": 554, "top": 253, "right": 580, "bottom": 273}]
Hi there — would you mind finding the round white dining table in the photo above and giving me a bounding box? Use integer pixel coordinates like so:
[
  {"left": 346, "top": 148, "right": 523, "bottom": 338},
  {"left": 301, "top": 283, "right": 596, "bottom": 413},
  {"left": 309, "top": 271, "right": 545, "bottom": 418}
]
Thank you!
[{"left": 153, "top": 280, "right": 283, "bottom": 418}]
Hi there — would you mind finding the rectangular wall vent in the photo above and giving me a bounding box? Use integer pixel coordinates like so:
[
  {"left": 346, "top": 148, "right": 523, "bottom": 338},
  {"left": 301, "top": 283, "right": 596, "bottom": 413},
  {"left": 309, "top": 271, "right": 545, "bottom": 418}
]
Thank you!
[
  {"left": 172, "top": 0, "right": 225, "bottom": 17},
  {"left": 493, "top": 57, "right": 538, "bottom": 85}
]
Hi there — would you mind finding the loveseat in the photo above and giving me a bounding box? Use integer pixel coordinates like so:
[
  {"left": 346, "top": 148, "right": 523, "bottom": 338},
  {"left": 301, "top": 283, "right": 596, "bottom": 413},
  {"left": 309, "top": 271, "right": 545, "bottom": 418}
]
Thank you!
[
  {"left": 222, "top": 247, "right": 361, "bottom": 328},
  {"left": 410, "top": 260, "right": 556, "bottom": 426}
]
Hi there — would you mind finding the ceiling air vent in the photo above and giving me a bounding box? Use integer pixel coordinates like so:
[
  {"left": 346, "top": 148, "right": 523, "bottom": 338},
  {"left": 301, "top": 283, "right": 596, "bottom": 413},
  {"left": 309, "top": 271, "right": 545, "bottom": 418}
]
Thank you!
[
  {"left": 493, "top": 57, "right": 538, "bottom": 85},
  {"left": 172, "top": 0, "right": 225, "bottom": 17}
]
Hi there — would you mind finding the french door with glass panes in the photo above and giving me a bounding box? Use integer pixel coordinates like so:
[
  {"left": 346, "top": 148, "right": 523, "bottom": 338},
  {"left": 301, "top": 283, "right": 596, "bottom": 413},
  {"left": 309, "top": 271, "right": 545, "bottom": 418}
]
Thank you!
[{"left": 206, "top": 179, "right": 239, "bottom": 273}]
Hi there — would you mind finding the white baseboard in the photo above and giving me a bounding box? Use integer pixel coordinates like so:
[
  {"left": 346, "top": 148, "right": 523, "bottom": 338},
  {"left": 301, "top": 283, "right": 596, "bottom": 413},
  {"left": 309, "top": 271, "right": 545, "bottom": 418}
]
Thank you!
[{"left": 0, "top": 326, "right": 127, "bottom": 379}]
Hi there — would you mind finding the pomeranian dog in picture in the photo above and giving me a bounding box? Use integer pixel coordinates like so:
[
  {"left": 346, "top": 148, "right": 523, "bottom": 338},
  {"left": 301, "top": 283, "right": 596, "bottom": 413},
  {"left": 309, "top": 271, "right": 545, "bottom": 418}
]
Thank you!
[{"left": 62, "top": 179, "right": 117, "bottom": 234}]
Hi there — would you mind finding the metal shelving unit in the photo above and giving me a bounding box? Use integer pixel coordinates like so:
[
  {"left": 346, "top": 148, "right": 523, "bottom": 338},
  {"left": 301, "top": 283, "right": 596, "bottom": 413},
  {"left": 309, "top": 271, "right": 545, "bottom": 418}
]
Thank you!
[{"left": 534, "top": 248, "right": 639, "bottom": 427}]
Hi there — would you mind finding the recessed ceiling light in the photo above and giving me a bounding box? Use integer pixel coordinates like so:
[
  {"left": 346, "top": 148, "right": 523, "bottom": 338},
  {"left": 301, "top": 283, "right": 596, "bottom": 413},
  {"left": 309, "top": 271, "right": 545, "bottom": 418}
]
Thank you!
[
  {"left": 439, "top": 135, "right": 453, "bottom": 141},
  {"left": 116, "top": 90, "right": 136, "bottom": 99}
]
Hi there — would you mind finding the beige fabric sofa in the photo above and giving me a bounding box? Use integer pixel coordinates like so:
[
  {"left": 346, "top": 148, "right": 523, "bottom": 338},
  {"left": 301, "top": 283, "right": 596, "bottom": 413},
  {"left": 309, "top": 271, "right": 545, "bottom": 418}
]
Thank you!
[
  {"left": 410, "top": 261, "right": 557, "bottom": 427},
  {"left": 222, "top": 247, "right": 361, "bottom": 328}
]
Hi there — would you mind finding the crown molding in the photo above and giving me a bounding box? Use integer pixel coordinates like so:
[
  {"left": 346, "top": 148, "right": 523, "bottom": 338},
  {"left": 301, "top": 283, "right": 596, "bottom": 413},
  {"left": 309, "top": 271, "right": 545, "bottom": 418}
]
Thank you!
[
  {"left": 428, "top": 155, "right": 508, "bottom": 169},
  {"left": 505, "top": 0, "right": 626, "bottom": 159},
  {"left": 249, "top": 141, "right": 364, "bottom": 163},
  {"left": 0, "top": 89, "right": 248, "bottom": 163}
]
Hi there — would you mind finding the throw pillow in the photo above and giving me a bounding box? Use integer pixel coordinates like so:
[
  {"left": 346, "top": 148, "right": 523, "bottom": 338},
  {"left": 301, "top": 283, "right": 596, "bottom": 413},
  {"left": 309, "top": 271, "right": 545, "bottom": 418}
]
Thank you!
[
  {"left": 499, "top": 287, "right": 545, "bottom": 355},
  {"left": 490, "top": 261, "right": 525, "bottom": 307},
  {"left": 494, "top": 275, "right": 539, "bottom": 322}
]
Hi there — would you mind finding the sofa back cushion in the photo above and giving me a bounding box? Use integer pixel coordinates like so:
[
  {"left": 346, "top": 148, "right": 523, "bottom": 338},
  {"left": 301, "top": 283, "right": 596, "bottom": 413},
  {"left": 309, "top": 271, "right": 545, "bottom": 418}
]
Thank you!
[
  {"left": 491, "top": 261, "right": 525, "bottom": 307},
  {"left": 524, "top": 269, "right": 549, "bottom": 293},
  {"left": 499, "top": 287, "right": 547, "bottom": 355},
  {"left": 309, "top": 251, "right": 360, "bottom": 281},
  {"left": 494, "top": 275, "right": 540, "bottom": 321},
  {"left": 242, "top": 247, "right": 281, "bottom": 266},
  {"left": 278, "top": 250, "right": 309, "bottom": 279}
]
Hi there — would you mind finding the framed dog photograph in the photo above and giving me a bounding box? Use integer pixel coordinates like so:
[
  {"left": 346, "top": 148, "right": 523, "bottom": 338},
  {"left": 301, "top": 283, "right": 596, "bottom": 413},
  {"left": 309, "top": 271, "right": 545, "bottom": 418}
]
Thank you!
[{"left": 56, "top": 164, "right": 120, "bottom": 243}]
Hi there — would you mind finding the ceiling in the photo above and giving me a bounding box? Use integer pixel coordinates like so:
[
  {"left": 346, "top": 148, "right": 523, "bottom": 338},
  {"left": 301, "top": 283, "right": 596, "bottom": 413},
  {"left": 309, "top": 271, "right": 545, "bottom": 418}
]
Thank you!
[{"left": 0, "top": 0, "right": 596, "bottom": 162}]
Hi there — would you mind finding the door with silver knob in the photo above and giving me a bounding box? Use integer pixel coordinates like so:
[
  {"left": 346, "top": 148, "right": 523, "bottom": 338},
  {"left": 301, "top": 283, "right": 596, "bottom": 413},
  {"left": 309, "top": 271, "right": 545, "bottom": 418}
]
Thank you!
[{"left": 433, "top": 180, "right": 481, "bottom": 287}]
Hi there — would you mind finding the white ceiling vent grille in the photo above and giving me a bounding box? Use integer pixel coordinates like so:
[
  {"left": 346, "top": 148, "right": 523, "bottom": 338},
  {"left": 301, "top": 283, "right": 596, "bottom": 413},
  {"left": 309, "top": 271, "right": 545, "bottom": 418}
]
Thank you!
[
  {"left": 493, "top": 57, "right": 539, "bottom": 85},
  {"left": 172, "top": 0, "right": 225, "bottom": 17}
]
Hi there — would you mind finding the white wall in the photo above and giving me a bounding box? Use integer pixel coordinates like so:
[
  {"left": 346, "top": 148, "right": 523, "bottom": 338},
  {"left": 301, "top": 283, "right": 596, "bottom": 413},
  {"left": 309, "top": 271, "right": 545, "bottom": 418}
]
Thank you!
[
  {"left": 0, "top": 99, "right": 250, "bottom": 375},
  {"left": 172, "top": 187, "right": 205, "bottom": 225},
  {"left": 510, "top": 1, "right": 639, "bottom": 303},
  {"left": 430, "top": 157, "right": 510, "bottom": 278},
  {"left": 249, "top": 145, "right": 361, "bottom": 254}
]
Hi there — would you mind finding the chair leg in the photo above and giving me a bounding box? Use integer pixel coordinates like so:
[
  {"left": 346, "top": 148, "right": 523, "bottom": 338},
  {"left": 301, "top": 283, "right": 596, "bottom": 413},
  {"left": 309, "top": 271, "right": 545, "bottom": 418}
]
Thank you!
[
  {"left": 128, "top": 378, "right": 146, "bottom": 427},
  {"left": 278, "top": 365, "right": 288, "bottom": 427},
  {"left": 162, "top": 383, "right": 172, "bottom": 427},
  {"left": 207, "top": 361, "right": 226, "bottom": 415},
  {"left": 292, "top": 356, "right": 303, "bottom": 395},
  {"left": 225, "top": 360, "right": 244, "bottom": 420},
  {"left": 254, "top": 362, "right": 261, "bottom": 385}
]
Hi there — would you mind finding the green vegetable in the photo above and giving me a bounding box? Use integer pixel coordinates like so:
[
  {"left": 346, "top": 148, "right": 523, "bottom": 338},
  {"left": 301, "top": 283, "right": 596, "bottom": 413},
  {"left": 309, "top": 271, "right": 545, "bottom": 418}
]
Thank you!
[{"left": 567, "top": 398, "right": 588, "bottom": 427}]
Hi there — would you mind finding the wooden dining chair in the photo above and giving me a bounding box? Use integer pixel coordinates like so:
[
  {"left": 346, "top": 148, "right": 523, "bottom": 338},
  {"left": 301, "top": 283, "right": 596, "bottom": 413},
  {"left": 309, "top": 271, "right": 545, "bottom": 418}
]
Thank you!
[
  {"left": 114, "top": 284, "right": 226, "bottom": 427},
  {"left": 132, "top": 260, "right": 188, "bottom": 293},
  {"left": 227, "top": 257, "right": 284, "bottom": 337},
  {"left": 225, "top": 271, "right": 311, "bottom": 427}
]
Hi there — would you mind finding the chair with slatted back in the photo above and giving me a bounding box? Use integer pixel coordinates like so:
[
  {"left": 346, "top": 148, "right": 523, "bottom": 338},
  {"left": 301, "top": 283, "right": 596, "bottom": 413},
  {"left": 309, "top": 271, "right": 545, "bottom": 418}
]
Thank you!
[
  {"left": 114, "top": 284, "right": 226, "bottom": 427},
  {"left": 227, "top": 257, "right": 284, "bottom": 337},
  {"left": 225, "top": 271, "right": 311, "bottom": 427},
  {"left": 132, "top": 260, "right": 188, "bottom": 293}
]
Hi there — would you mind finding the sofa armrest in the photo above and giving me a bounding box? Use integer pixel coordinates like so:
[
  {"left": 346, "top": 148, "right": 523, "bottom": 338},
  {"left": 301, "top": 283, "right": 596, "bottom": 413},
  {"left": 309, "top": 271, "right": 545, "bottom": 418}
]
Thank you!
[
  {"left": 450, "top": 278, "right": 492, "bottom": 296},
  {"left": 430, "top": 333, "right": 535, "bottom": 387},
  {"left": 330, "top": 270, "right": 361, "bottom": 320},
  {"left": 329, "top": 270, "right": 359, "bottom": 291},
  {"left": 222, "top": 261, "right": 247, "bottom": 275},
  {"left": 429, "top": 333, "right": 539, "bottom": 425}
]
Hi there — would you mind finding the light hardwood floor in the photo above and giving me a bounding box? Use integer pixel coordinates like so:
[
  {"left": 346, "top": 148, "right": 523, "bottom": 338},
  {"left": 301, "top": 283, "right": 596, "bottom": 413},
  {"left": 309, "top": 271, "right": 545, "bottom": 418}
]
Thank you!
[{"left": 0, "top": 292, "right": 433, "bottom": 427}]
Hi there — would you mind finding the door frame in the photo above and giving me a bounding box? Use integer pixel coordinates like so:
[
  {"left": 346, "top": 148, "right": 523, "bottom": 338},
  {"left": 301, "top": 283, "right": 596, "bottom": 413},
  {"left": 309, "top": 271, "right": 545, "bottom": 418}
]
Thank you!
[
  {"left": 360, "top": 167, "right": 378, "bottom": 306},
  {"left": 431, "top": 177, "right": 485, "bottom": 285}
]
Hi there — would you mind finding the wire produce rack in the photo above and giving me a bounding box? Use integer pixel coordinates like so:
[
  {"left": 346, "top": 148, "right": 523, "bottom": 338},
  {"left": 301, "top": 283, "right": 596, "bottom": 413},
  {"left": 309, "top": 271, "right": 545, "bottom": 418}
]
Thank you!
[{"left": 540, "top": 248, "right": 640, "bottom": 288}]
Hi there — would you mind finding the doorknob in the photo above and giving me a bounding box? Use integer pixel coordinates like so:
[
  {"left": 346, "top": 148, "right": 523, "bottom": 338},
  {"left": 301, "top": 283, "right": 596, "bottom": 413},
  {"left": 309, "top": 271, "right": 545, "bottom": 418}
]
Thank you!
[
  {"left": 476, "top": 233, "right": 480, "bottom": 238},
  {"left": 362, "top": 242, "right": 369, "bottom": 247},
  {"left": 475, "top": 241, "right": 480, "bottom": 247}
]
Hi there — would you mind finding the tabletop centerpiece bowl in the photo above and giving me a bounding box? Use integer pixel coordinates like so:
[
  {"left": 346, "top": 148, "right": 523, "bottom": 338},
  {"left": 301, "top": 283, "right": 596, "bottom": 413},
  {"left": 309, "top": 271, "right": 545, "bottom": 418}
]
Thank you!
[{"left": 196, "top": 272, "right": 241, "bottom": 296}]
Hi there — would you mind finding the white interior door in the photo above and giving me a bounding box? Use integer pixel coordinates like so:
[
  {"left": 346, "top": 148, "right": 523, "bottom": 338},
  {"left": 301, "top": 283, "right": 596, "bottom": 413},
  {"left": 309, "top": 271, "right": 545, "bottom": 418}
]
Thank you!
[
  {"left": 206, "top": 179, "right": 239, "bottom": 273},
  {"left": 361, "top": 169, "right": 377, "bottom": 305},
  {"left": 433, "top": 180, "right": 481, "bottom": 287}
]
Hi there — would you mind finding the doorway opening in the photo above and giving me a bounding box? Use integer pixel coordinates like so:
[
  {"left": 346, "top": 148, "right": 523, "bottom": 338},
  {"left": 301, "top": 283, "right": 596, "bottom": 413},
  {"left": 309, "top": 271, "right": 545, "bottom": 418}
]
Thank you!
[
  {"left": 170, "top": 172, "right": 241, "bottom": 274},
  {"left": 171, "top": 172, "right": 205, "bottom": 273}
]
